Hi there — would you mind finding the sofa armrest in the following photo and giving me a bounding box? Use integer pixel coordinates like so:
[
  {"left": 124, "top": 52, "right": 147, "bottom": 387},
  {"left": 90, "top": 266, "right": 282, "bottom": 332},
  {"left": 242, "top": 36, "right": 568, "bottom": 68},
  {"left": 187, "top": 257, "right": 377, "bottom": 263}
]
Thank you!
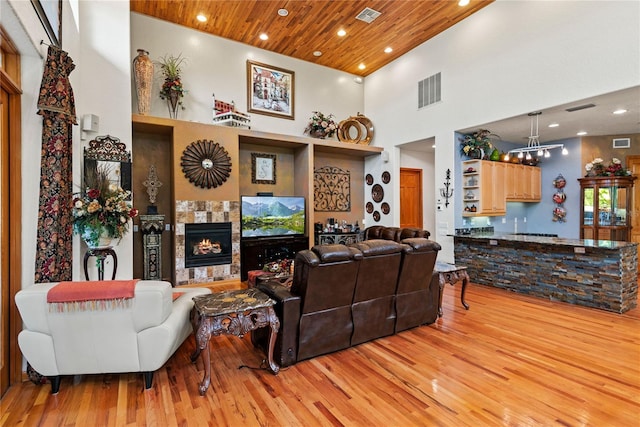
[{"left": 255, "top": 280, "right": 301, "bottom": 367}]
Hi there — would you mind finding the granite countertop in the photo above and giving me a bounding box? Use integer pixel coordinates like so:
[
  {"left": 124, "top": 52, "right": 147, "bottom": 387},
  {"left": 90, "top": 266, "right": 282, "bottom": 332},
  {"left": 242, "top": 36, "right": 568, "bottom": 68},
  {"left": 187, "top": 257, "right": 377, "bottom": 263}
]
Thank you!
[{"left": 451, "top": 232, "right": 638, "bottom": 250}]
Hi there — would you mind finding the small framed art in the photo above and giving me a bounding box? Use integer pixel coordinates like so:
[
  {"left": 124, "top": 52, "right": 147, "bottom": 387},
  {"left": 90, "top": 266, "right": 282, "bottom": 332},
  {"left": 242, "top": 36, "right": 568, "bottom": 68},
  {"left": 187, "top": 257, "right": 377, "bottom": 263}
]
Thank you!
[
  {"left": 247, "top": 60, "right": 295, "bottom": 120},
  {"left": 251, "top": 153, "right": 276, "bottom": 184}
]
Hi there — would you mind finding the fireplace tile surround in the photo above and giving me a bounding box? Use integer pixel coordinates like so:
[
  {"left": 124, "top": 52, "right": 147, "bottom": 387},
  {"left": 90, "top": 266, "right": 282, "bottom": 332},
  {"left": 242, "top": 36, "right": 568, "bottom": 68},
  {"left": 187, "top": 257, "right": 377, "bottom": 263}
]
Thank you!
[{"left": 175, "top": 200, "right": 241, "bottom": 285}]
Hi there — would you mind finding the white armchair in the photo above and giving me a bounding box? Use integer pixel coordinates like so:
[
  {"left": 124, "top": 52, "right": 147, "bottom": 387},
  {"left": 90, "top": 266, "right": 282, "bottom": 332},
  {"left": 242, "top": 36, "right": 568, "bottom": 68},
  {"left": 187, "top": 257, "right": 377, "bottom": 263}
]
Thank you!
[{"left": 15, "top": 280, "right": 210, "bottom": 393}]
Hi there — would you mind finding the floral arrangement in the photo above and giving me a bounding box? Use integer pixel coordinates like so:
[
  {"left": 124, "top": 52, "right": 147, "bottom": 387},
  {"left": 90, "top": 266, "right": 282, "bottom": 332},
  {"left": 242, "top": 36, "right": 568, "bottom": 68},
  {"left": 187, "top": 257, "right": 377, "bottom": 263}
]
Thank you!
[
  {"left": 584, "top": 158, "right": 631, "bottom": 177},
  {"left": 157, "top": 53, "right": 187, "bottom": 108},
  {"left": 72, "top": 165, "right": 139, "bottom": 247},
  {"left": 460, "top": 129, "right": 496, "bottom": 159},
  {"left": 304, "top": 111, "right": 337, "bottom": 138}
]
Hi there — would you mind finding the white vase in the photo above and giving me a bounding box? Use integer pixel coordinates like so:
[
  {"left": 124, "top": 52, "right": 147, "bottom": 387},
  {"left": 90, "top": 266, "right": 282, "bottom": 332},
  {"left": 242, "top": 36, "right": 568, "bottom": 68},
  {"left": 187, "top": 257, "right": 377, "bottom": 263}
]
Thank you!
[{"left": 82, "top": 228, "right": 113, "bottom": 249}]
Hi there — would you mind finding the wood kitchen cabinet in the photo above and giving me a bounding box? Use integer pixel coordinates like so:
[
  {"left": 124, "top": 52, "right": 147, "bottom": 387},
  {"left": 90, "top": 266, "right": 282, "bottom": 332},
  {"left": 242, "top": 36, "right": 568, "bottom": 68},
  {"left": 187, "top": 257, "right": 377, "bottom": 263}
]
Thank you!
[
  {"left": 462, "top": 160, "right": 506, "bottom": 216},
  {"left": 579, "top": 176, "right": 636, "bottom": 241},
  {"left": 505, "top": 163, "right": 541, "bottom": 202}
]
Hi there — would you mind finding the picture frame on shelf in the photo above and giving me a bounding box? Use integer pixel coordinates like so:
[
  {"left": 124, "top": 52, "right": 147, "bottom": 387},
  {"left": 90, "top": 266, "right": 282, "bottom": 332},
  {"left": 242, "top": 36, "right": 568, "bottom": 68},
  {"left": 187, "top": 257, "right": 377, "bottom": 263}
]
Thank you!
[
  {"left": 251, "top": 153, "right": 276, "bottom": 184},
  {"left": 247, "top": 60, "right": 295, "bottom": 120}
]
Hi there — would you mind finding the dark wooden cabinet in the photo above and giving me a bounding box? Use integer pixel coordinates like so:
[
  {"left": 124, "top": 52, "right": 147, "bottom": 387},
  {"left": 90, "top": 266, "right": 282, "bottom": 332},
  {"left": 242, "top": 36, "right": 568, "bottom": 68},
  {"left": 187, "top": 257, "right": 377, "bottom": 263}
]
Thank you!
[
  {"left": 579, "top": 176, "right": 636, "bottom": 241},
  {"left": 240, "top": 236, "right": 308, "bottom": 280}
]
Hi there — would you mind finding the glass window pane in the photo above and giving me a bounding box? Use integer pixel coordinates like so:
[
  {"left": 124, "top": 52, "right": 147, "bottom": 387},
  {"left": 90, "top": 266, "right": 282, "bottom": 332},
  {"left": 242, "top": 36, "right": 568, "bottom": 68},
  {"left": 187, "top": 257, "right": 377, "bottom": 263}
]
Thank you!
[{"left": 583, "top": 188, "right": 594, "bottom": 225}]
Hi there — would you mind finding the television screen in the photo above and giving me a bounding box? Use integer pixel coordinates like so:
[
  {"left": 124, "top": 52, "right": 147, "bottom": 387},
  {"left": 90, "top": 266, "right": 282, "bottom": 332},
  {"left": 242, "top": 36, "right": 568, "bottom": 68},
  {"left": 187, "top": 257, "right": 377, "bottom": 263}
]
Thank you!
[{"left": 241, "top": 196, "right": 306, "bottom": 238}]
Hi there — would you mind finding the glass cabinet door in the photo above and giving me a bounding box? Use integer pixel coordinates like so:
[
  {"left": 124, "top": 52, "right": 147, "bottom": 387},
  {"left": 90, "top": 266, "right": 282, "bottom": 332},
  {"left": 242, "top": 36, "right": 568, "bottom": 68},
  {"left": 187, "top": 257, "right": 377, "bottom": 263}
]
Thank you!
[
  {"left": 583, "top": 188, "right": 594, "bottom": 225},
  {"left": 614, "top": 187, "right": 628, "bottom": 225},
  {"left": 597, "top": 187, "right": 612, "bottom": 226}
]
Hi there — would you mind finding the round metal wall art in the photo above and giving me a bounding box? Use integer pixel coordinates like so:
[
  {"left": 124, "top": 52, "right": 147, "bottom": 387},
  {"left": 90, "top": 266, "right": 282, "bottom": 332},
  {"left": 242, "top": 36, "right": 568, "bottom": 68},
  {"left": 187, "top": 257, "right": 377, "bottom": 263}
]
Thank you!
[
  {"left": 381, "top": 202, "right": 390, "bottom": 215},
  {"left": 365, "top": 173, "right": 374, "bottom": 185},
  {"left": 373, "top": 211, "right": 381, "bottom": 222},
  {"left": 181, "top": 139, "right": 232, "bottom": 189},
  {"left": 366, "top": 202, "right": 374, "bottom": 214},
  {"left": 337, "top": 113, "right": 374, "bottom": 145},
  {"left": 381, "top": 171, "right": 390, "bottom": 184},
  {"left": 372, "top": 184, "right": 384, "bottom": 203}
]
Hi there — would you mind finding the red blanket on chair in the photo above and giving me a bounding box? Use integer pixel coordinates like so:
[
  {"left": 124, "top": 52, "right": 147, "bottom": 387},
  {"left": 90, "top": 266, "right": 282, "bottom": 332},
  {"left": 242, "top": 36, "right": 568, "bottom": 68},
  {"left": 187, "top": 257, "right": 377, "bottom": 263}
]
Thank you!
[{"left": 47, "top": 280, "right": 139, "bottom": 311}]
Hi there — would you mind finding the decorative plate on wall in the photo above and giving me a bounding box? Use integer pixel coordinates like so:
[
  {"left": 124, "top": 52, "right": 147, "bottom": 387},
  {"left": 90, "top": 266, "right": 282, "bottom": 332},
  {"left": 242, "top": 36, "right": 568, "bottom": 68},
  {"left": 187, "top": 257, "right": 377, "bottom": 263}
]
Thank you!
[
  {"left": 381, "top": 202, "right": 390, "bottom": 215},
  {"left": 365, "top": 173, "right": 374, "bottom": 185},
  {"left": 381, "top": 171, "right": 390, "bottom": 184},
  {"left": 366, "top": 202, "right": 374, "bottom": 214},
  {"left": 373, "top": 211, "right": 381, "bottom": 222},
  {"left": 181, "top": 139, "right": 232, "bottom": 189},
  {"left": 371, "top": 184, "right": 384, "bottom": 203}
]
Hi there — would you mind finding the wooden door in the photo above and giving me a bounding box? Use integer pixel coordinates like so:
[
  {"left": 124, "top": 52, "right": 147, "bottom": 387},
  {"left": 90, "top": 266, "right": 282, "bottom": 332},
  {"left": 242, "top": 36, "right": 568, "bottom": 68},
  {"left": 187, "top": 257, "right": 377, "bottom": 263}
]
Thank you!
[
  {"left": 400, "top": 168, "right": 422, "bottom": 229},
  {"left": 627, "top": 156, "right": 640, "bottom": 245}
]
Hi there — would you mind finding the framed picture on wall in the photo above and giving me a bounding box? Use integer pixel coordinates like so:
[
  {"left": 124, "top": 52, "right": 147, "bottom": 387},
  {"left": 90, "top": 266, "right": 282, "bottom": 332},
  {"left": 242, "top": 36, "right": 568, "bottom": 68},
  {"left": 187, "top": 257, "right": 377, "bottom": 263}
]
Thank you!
[
  {"left": 31, "top": 0, "right": 62, "bottom": 47},
  {"left": 247, "top": 60, "right": 295, "bottom": 120},
  {"left": 251, "top": 153, "right": 276, "bottom": 184}
]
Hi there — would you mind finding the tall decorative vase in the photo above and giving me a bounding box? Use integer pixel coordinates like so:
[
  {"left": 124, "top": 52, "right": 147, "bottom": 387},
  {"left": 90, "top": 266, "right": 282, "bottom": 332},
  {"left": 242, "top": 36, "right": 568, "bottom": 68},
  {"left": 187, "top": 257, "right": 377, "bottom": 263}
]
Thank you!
[
  {"left": 132, "top": 49, "right": 153, "bottom": 115},
  {"left": 168, "top": 90, "right": 180, "bottom": 119}
]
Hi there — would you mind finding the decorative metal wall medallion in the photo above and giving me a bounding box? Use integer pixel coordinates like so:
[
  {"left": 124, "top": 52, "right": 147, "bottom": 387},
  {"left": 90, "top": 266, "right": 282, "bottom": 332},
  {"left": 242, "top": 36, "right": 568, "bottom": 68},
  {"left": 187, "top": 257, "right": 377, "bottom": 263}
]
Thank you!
[
  {"left": 314, "top": 166, "right": 351, "bottom": 212},
  {"left": 381, "top": 202, "right": 390, "bottom": 215},
  {"left": 371, "top": 184, "right": 384, "bottom": 203},
  {"left": 381, "top": 171, "right": 390, "bottom": 184},
  {"left": 373, "top": 211, "right": 381, "bottom": 222},
  {"left": 365, "top": 173, "right": 374, "bottom": 185},
  {"left": 366, "top": 202, "right": 374, "bottom": 214},
  {"left": 181, "top": 140, "right": 232, "bottom": 189}
]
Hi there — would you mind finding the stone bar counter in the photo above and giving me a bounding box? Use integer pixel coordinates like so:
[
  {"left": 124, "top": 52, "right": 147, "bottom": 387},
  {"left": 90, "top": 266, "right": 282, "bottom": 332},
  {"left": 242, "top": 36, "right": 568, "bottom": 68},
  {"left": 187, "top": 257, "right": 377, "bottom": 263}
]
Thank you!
[{"left": 453, "top": 232, "right": 638, "bottom": 313}]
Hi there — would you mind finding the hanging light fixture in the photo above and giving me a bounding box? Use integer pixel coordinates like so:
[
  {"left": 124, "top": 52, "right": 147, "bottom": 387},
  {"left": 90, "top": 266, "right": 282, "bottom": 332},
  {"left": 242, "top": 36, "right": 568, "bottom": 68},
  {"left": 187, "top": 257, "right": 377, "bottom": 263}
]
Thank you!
[{"left": 508, "top": 112, "right": 568, "bottom": 158}]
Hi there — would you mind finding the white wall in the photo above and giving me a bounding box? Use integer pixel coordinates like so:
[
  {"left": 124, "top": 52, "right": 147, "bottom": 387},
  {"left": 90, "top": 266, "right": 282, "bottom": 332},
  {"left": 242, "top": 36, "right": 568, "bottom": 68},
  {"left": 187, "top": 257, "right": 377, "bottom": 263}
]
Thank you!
[
  {"left": 364, "top": 0, "right": 640, "bottom": 262},
  {"left": 130, "top": 13, "right": 365, "bottom": 136}
]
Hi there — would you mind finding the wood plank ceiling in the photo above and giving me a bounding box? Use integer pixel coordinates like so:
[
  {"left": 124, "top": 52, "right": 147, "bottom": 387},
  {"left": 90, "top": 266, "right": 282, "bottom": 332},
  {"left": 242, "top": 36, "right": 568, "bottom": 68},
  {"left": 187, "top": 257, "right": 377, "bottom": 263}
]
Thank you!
[{"left": 130, "top": 0, "right": 494, "bottom": 76}]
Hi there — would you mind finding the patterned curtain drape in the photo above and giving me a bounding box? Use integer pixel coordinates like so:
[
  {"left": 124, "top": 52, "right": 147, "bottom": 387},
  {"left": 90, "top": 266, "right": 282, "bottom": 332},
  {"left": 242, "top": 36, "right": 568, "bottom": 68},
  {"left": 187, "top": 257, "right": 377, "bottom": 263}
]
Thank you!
[{"left": 34, "top": 45, "right": 77, "bottom": 283}]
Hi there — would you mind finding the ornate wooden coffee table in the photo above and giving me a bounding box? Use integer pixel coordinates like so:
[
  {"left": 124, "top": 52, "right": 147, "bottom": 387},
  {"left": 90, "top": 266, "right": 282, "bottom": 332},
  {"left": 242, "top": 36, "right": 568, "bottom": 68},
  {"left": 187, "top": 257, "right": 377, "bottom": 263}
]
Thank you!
[
  {"left": 190, "top": 288, "right": 280, "bottom": 395},
  {"left": 435, "top": 261, "right": 470, "bottom": 317}
]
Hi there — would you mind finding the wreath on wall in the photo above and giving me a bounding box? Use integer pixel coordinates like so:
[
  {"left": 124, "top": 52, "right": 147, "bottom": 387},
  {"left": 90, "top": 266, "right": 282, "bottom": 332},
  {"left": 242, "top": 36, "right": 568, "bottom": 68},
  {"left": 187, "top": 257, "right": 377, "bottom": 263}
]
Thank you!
[{"left": 180, "top": 139, "right": 232, "bottom": 189}]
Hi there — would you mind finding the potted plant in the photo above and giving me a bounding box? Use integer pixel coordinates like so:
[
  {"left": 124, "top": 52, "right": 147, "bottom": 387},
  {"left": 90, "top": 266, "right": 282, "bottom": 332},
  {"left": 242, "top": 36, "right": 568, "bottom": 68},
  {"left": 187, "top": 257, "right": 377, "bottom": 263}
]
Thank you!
[
  {"left": 459, "top": 129, "right": 497, "bottom": 159},
  {"left": 304, "top": 111, "right": 337, "bottom": 139},
  {"left": 72, "top": 164, "right": 139, "bottom": 248},
  {"left": 157, "top": 53, "right": 187, "bottom": 118}
]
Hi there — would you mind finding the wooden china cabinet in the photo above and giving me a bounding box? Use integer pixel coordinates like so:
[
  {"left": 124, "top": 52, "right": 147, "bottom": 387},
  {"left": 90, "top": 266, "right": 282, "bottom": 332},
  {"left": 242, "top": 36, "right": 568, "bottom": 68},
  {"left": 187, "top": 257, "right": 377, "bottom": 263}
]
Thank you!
[{"left": 578, "top": 176, "right": 636, "bottom": 241}]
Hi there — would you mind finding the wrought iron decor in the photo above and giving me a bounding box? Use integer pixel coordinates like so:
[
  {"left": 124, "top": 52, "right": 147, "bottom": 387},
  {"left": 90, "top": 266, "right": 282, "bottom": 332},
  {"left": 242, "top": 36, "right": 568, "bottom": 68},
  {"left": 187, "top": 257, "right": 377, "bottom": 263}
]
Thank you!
[
  {"left": 181, "top": 139, "right": 232, "bottom": 189},
  {"left": 439, "top": 168, "right": 453, "bottom": 208},
  {"left": 314, "top": 166, "right": 351, "bottom": 212},
  {"left": 84, "top": 135, "right": 132, "bottom": 196}
]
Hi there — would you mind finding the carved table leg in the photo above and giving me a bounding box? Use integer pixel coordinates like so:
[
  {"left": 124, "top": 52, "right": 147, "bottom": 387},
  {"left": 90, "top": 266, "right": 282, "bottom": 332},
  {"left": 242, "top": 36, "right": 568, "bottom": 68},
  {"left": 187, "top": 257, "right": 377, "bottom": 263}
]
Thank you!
[
  {"left": 266, "top": 306, "right": 280, "bottom": 374},
  {"left": 460, "top": 271, "right": 470, "bottom": 310},
  {"left": 437, "top": 273, "right": 446, "bottom": 317},
  {"left": 190, "top": 308, "right": 203, "bottom": 362},
  {"left": 199, "top": 336, "right": 212, "bottom": 396}
]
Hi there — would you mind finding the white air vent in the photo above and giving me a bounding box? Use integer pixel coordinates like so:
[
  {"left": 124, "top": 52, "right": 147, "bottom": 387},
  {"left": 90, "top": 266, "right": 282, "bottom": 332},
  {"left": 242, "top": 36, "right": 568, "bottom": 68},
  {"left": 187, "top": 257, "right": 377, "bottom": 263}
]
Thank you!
[
  {"left": 418, "top": 72, "right": 441, "bottom": 109},
  {"left": 356, "top": 7, "right": 382, "bottom": 23}
]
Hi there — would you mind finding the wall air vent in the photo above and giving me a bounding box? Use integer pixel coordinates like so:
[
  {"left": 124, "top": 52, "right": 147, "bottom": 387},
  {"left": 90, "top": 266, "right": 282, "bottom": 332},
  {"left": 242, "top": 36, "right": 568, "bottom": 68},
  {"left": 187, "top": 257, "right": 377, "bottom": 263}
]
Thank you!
[
  {"left": 356, "top": 7, "right": 382, "bottom": 23},
  {"left": 565, "top": 103, "right": 596, "bottom": 112},
  {"left": 418, "top": 72, "right": 441, "bottom": 109}
]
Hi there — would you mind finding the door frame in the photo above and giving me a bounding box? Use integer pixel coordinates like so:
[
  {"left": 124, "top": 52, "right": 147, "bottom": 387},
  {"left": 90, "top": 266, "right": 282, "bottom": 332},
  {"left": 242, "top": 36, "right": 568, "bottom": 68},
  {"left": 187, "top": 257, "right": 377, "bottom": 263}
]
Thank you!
[{"left": 1, "top": 26, "right": 23, "bottom": 393}]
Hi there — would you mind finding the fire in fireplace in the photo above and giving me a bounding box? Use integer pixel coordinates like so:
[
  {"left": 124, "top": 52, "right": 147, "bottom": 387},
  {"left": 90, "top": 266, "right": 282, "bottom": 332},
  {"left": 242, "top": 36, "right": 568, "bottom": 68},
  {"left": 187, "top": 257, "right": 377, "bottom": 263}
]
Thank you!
[{"left": 185, "top": 222, "right": 232, "bottom": 268}]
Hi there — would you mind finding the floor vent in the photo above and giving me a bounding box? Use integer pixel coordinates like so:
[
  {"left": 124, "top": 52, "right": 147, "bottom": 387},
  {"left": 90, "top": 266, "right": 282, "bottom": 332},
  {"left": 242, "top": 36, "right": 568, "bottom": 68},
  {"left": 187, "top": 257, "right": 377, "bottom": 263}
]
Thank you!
[
  {"left": 418, "top": 72, "right": 441, "bottom": 109},
  {"left": 565, "top": 103, "right": 596, "bottom": 112},
  {"left": 356, "top": 7, "right": 382, "bottom": 23}
]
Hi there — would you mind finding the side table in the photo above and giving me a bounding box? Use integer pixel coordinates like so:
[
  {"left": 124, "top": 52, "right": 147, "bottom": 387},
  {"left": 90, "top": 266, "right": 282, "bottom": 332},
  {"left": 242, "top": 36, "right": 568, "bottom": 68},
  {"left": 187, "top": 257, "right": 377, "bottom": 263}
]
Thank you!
[
  {"left": 434, "top": 261, "right": 470, "bottom": 317},
  {"left": 83, "top": 247, "right": 117, "bottom": 280},
  {"left": 190, "top": 288, "right": 280, "bottom": 395}
]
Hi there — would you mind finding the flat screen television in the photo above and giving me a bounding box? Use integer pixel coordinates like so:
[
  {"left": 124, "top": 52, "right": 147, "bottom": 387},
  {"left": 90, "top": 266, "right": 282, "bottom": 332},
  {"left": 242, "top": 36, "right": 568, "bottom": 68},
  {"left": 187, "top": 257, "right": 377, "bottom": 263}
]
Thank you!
[{"left": 241, "top": 195, "right": 306, "bottom": 238}]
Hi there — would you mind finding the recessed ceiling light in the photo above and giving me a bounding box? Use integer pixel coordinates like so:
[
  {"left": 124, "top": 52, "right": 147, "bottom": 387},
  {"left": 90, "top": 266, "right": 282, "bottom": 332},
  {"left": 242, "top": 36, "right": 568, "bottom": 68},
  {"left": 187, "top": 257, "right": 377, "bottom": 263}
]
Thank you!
[
  {"left": 259, "top": 33, "right": 269, "bottom": 41},
  {"left": 196, "top": 14, "right": 207, "bottom": 22},
  {"left": 458, "top": 0, "right": 470, "bottom": 6},
  {"left": 613, "top": 109, "right": 628, "bottom": 115},
  {"left": 577, "top": 131, "right": 588, "bottom": 136},
  {"left": 277, "top": 8, "right": 289, "bottom": 17},
  {"left": 548, "top": 123, "right": 559, "bottom": 128},
  {"left": 313, "top": 51, "right": 322, "bottom": 57},
  {"left": 337, "top": 29, "right": 346, "bottom": 37},
  {"left": 358, "top": 63, "right": 366, "bottom": 70},
  {"left": 384, "top": 47, "right": 393, "bottom": 53}
]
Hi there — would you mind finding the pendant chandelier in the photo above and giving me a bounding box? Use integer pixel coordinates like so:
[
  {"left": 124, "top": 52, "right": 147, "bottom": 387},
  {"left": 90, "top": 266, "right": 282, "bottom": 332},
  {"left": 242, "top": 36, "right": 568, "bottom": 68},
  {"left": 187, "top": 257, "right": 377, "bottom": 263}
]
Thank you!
[{"left": 505, "top": 112, "right": 568, "bottom": 161}]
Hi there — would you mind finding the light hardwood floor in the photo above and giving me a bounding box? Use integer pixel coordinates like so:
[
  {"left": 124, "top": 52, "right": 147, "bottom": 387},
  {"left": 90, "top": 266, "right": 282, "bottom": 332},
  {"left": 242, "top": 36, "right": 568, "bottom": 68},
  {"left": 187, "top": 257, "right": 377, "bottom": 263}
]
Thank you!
[{"left": 2, "top": 283, "right": 639, "bottom": 426}]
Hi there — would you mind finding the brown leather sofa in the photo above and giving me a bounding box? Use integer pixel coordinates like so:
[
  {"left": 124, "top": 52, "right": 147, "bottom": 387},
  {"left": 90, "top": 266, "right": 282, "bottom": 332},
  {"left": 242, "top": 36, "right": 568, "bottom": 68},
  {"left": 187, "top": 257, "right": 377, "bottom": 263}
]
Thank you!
[
  {"left": 363, "top": 225, "right": 431, "bottom": 241},
  {"left": 253, "top": 238, "right": 441, "bottom": 367}
]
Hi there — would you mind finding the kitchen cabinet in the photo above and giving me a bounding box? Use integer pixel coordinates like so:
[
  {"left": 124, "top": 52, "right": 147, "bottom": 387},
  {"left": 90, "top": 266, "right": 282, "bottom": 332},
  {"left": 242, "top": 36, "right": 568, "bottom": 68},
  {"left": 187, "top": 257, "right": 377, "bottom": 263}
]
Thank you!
[
  {"left": 462, "top": 160, "right": 506, "bottom": 216},
  {"left": 505, "top": 163, "right": 541, "bottom": 202},
  {"left": 578, "top": 176, "right": 636, "bottom": 241}
]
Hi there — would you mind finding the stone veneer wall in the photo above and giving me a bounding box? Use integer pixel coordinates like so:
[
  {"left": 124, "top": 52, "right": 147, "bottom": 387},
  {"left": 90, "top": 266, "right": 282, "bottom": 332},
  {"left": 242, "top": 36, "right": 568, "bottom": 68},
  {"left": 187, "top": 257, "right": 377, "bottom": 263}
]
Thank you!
[
  {"left": 454, "top": 237, "right": 638, "bottom": 313},
  {"left": 175, "top": 200, "right": 241, "bottom": 285}
]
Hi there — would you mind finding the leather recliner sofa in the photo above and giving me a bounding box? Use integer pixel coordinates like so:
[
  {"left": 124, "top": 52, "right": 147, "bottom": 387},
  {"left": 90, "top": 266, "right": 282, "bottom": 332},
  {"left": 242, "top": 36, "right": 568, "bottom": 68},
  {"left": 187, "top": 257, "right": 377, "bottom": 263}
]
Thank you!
[
  {"left": 253, "top": 238, "right": 441, "bottom": 367},
  {"left": 363, "top": 225, "right": 431, "bottom": 241}
]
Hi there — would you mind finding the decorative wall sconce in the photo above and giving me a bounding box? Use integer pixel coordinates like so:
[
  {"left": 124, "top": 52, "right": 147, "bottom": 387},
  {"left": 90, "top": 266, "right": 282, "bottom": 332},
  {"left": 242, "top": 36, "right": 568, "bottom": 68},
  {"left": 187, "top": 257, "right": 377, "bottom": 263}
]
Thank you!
[{"left": 440, "top": 169, "right": 453, "bottom": 208}]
